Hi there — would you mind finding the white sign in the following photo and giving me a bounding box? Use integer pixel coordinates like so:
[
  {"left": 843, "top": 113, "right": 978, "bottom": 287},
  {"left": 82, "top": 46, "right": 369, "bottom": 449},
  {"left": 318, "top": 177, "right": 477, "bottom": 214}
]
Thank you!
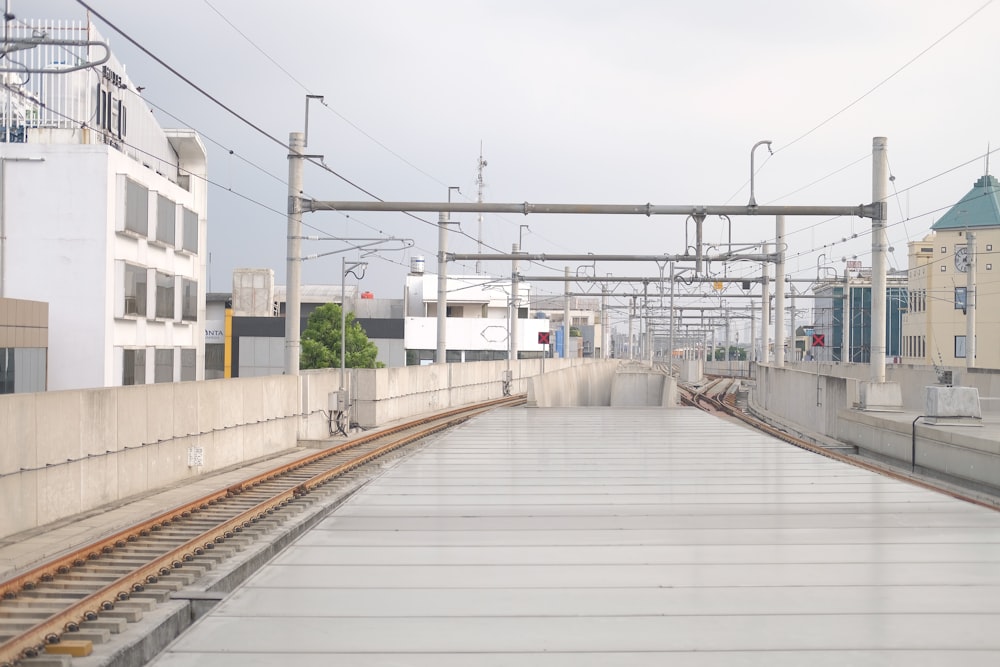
[
  {"left": 205, "top": 320, "right": 225, "bottom": 344},
  {"left": 187, "top": 446, "right": 205, "bottom": 468}
]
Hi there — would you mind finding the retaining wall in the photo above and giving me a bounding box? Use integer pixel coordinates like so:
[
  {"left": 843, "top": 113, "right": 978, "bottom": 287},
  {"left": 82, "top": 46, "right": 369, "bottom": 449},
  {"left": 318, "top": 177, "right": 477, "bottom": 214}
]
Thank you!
[
  {"left": 0, "top": 358, "right": 610, "bottom": 539},
  {"left": 752, "top": 363, "right": 1000, "bottom": 492}
]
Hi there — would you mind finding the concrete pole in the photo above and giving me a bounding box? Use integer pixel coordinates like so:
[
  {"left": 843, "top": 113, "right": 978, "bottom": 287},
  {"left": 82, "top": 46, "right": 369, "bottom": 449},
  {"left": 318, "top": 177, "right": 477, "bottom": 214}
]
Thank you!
[
  {"left": 436, "top": 211, "right": 448, "bottom": 364},
  {"left": 601, "top": 283, "right": 609, "bottom": 359},
  {"left": 668, "top": 262, "right": 675, "bottom": 371},
  {"left": 563, "top": 266, "right": 571, "bottom": 359},
  {"left": 774, "top": 216, "right": 786, "bottom": 368},
  {"left": 789, "top": 286, "right": 797, "bottom": 362},
  {"left": 843, "top": 271, "right": 851, "bottom": 363},
  {"left": 761, "top": 243, "right": 770, "bottom": 364},
  {"left": 749, "top": 300, "right": 756, "bottom": 362},
  {"left": 628, "top": 295, "right": 635, "bottom": 360},
  {"left": 340, "top": 256, "right": 347, "bottom": 390},
  {"left": 871, "top": 136, "right": 889, "bottom": 382},
  {"left": 511, "top": 242, "right": 520, "bottom": 363},
  {"left": 967, "top": 231, "right": 976, "bottom": 368},
  {"left": 726, "top": 309, "right": 732, "bottom": 374},
  {"left": 284, "top": 131, "right": 305, "bottom": 376}
]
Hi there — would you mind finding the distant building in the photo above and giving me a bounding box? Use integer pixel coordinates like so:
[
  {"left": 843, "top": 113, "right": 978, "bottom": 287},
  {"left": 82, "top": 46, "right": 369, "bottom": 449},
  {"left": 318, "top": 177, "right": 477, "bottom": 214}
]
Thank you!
[
  {"left": 0, "top": 20, "right": 207, "bottom": 389},
  {"left": 903, "top": 174, "right": 1000, "bottom": 368},
  {"left": 0, "top": 297, "right": 48, "bottom": 393},
  {"left": 812, "top": 272, "right": 907, "bottom": 363}
]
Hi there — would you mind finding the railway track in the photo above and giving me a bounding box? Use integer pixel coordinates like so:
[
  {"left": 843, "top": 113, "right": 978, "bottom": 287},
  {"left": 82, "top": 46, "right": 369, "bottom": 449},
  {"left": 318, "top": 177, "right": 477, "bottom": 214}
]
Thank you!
[
  {"left": 0, "top": 395, "right": 525, "bottom": 666},
  {"left": 678, "top": 377, "right": 1000, "bottom": 512}
]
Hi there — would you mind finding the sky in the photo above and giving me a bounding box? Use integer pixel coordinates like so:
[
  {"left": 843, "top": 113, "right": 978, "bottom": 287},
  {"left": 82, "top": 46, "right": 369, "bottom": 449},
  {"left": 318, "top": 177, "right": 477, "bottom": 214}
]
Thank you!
[{"left": 19, "top": 0, "right": 1000, "bottom": 334}]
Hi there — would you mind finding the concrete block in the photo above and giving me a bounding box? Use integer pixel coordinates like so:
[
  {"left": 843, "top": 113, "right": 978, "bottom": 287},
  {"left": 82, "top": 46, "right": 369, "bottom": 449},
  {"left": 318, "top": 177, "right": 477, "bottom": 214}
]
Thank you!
[
  {"left": 923, "top": 385, "right": 982, "bottom": 426},
  {"left": 145, "top": 382, "right": 176, "bottom": 444},
  {"left": 115, "top": 385, "right": 148, "bottom": 449},
  {"left": 0, "top": 469, "right": 38, "bottom": 537},
  {"left": 859, "top": 381, "right": 903, "bottom": 412},
  {"left": 0, "top": 393, "right": 38, "bottom": 473},
  {"left": 35, "top": 390, "right": 82, "bottom": 463},
  {"left": 680, "top": 360, "right": 702, "bottom": 383}
]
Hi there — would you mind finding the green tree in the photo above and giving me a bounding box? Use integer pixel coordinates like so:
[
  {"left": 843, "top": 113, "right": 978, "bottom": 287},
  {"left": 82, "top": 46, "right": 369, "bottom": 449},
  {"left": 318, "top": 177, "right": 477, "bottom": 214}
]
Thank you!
[{"left": 300, "top": 303, "right": 383, "bottom": 370}]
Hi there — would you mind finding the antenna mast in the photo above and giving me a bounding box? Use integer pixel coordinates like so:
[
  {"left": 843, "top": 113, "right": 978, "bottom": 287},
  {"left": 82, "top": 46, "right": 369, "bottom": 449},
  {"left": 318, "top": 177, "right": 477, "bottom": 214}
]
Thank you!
[{"left": 476, "top": 143, "right": 487, "bottom": 274}]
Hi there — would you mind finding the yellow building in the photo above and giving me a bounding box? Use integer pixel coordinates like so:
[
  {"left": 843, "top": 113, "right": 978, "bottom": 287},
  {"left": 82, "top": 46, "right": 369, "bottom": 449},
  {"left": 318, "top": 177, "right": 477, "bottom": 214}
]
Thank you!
[{"left": 903, "top": 174, "right": 1000, "bottom": 368}]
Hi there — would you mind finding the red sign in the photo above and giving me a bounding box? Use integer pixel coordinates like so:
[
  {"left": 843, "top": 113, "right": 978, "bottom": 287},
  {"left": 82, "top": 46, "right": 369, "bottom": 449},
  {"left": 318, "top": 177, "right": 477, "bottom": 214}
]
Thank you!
[
  {"left": 538, "top": 331, "right": 551, "bottom": 345},
  {"left": 811, "top": 333, "right": 825, "bottom": 347}
]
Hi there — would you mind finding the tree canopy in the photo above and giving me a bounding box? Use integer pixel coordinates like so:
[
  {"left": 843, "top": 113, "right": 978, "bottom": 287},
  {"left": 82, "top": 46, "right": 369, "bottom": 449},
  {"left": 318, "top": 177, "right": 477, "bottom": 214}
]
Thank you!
[{"left": 300, "top": 303, "right": 382, "bottom": 370}]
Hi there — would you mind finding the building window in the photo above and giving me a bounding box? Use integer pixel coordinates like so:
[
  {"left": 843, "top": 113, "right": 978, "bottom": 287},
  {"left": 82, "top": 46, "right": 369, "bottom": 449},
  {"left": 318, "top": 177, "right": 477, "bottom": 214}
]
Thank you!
[
  {"left": 155, "top": 272, "right": 175, "bottom": 319},
  {"left": 987, "top": 244, "right": 993, "bottom": 252},
  {"left": 124, "top": 178, "right": 149, "bottom": 236},
  {"left": 955, "top": 335, "right": 966, "bottom": 359},
  {"left": 940, "top": 265, "right": 946, "bottom": 272},
  {"left": 180, "top": 348, "right": 196, "bottom": 381},
  {"left": 955, "top": 287, "right": 967, "bottom": 310},
  {"left": 988, "top": 264, "right": 993, "bottom": 271},
  {"left": 123, "top": 348, "right": 146, "bottom": 385},
  {"left": 446, "top": 305, "right": 463, "bottom": 317},
  {"left": 205, "top": 344, "right": 225, "bottom": 379},
  {"left": 124, "top": 263, "right": 148, "bottom": 317},
  {"left": 182, "top": 207, "right": 198, "bottom": 253},
  {"left": 154, "top": 348, "right": 174, "bottom": 383},
  {"left": 181, "top": 278, "right": 197, "bottom": 322},
  {"left": 155, "top": 194, "right": 176, "bottom": 246}
]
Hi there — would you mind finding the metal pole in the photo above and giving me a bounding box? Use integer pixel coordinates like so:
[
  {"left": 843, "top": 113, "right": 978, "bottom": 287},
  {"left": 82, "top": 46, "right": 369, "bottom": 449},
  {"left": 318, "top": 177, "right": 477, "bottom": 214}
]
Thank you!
[
  {"left": 775, "top": 215, "right": 786, "bottom": 367},
  {"left": 843, "top": 270, "right": 851, "bottom": 363},
  {"left": 563, "top": 266, "right": 570, "bottom": 359},
  {"left": 668, "top": 262, "right": 675, "bottom": 372},
  {"left": 284, "top": 131, "right": 304, "bottom": 376},
  {"left": 511, "top": 242, "right": 520, "bottom": 363},
  {"left": 967, "top": 231, "right": 976, "bottom": 368},
  {"left": 601, "top": 283, "right": 609, "bottom": 359},
  {"left": 761, "top": 247, "right": 770, "bottom": 364},
  {"left": 790, "top": 286, "right": 797, "bottom": 362},
  {"left": 436, "top": 211, "right": 448, "bottom": 364},
  {"left": 871, "top": 136, "right": 889, "bottom": 382},
  {"left": 750, "top": 299, "right": 756, "bottom": 362},
  {"left": 340, "top": 256, "right": 347, "bottom": 390},
  {"left": 628, "top": 295, "right": 634, "bottom": 360}
]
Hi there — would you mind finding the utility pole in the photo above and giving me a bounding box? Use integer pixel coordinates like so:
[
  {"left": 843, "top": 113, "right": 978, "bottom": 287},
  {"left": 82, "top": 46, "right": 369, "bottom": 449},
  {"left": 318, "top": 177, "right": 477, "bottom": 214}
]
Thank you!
[
  {"left": 563, "top": 266, "right": 571, "bottom": 359},
  {"left": 774, "top": 216, "right": 786, "bottom": 367},
  {"left": 436, "top": 187, "right": 460, "bottom": 364},
  {"left": 476, "top": 147, "right": 486, "bottom": 275},
  {"left": 511, "top": 242, "right": 520, "bottom": 363},
  {"left": 284, "top": 131, "right": 305, "bottom": 376},
  {"left": 761, "top": 241, "right": 770, "bottom": 364},
  {"left": 870, "top": 136, "right": 889, "bottom": 381}
]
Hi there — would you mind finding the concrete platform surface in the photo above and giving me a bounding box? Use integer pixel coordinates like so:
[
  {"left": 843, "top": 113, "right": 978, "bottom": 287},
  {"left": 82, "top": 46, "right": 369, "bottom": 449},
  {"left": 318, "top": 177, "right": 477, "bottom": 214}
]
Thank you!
[{"left": 149, "top": 407, "right": 1000, "bottom": 666}]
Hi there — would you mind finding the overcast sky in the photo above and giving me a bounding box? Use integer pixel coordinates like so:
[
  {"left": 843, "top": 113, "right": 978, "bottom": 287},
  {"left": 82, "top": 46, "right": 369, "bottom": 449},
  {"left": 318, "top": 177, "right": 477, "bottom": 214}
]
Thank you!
[{"left": 22, "top": 0, "right": 1000, "bottom": 332}]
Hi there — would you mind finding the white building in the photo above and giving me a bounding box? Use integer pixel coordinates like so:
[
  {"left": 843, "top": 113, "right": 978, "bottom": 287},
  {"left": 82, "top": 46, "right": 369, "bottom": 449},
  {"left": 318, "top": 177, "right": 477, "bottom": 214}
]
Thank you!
[
  {"left": 403, "top": 270, "right": 550, "bottom": 364},
  {"left": 0, "top": 21, "right": 208, "bottom": 389}
]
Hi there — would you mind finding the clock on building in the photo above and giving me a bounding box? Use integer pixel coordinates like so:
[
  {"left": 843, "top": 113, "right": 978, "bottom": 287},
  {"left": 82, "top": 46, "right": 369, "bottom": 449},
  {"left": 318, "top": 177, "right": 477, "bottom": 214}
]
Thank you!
[{"left": 954, "top": 246, "right": 970, "bottom": 272}]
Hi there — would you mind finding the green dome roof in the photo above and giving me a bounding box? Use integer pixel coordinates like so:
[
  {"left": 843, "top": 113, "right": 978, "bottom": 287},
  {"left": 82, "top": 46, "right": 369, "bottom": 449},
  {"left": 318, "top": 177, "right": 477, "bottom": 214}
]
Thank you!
[{"left": 931, "top": 174, "right": 1000, "bottom": 230}]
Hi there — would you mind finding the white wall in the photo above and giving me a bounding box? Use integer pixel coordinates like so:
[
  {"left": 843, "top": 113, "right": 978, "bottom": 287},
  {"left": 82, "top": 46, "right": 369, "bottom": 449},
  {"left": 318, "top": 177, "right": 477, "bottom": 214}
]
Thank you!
[
  {"left": 404, "top": 315, "right": 550, "bottom": 352},
  {"left": 3, "top": 141, "right": 206, "bottom": 390}
]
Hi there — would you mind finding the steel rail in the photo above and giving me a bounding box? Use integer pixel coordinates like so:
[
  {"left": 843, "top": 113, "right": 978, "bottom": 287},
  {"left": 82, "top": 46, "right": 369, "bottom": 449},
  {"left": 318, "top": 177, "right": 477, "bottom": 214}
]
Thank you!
[{"left": 0, "top": 395, "right": 524, "bottom": 665}]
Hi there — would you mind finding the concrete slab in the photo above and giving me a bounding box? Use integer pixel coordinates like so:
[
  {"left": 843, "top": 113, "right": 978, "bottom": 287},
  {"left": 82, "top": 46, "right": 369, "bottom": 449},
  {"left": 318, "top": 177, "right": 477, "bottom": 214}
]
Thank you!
[{"left": 148, "top": 408, "right": 1000, "bottom": 665}]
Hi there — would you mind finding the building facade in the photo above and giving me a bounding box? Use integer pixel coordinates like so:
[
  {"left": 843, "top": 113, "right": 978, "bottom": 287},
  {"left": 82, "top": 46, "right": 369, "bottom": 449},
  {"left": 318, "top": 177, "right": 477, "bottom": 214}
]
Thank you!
[
  {"left": 903, "top": 174, "right": 1000, "bottom": 368},
  {"left": 0, "top": 21, "right": 208, "bottom": 389},
  {"left": 0, "top": 297, "right": 48, "bottom": 393},
  {"left": 812, "top": 273, "right": 907, "bottom": 363}
]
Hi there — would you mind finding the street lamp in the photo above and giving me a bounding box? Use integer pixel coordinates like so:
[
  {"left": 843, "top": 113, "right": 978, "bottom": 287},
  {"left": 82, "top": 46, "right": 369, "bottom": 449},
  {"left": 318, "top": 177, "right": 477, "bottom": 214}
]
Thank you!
[{"left": 748, "top": 139, "right": 773, "bottom": 207}]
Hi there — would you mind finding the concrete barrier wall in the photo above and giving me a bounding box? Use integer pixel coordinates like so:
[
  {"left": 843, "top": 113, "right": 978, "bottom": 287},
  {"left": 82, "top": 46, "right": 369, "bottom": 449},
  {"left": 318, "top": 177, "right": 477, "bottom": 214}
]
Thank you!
[
  {"left": 527, "top": 362, "right": 619, "bottom": 407},
  {"left": 0, "top": 375, "right": 300, "bottom": 539},
  {"left": 751, "top": 363, "right": 1000, "bottom": 492},
  {"left": 354, "top": 358, "right": 604, "bottom": 425},
  {"left": 527, "top": 363, "right": 678, "bottom": 408}
]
